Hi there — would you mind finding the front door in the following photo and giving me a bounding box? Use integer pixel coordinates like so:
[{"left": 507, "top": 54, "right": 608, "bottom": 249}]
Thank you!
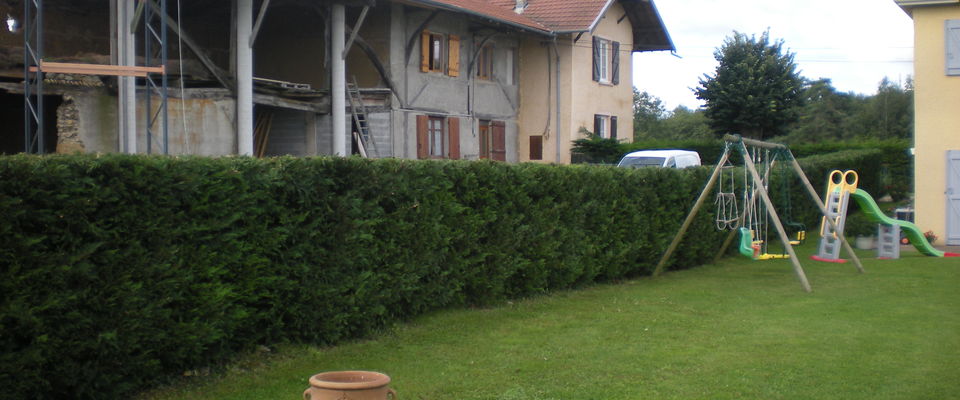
[{"left": 947, "top": 150, "right": 960, "bottom": 245}]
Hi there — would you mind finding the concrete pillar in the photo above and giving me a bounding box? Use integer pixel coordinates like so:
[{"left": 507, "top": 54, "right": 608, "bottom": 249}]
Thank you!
[
  {"left": 117, "top": 0, "right": 137, "bottom": 153},
  {"left": 236, "top": 0, "right": 254, "bottom": 156},
  {"left": 331, "top": 3, "right": 347, "bottom": 156}
]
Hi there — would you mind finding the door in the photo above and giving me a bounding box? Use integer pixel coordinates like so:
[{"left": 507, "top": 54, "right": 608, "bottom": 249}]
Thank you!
[{"left": 947, "top": 150, "right": 960, "bottom": 245}]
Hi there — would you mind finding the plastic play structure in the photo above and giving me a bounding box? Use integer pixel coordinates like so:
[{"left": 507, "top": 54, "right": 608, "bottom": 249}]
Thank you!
[
  {"left": 656, "top": 135, "right": 865, "bottom": 293},
  {"left": 812, "top": 170, "right": 958, "bottom": 262}
]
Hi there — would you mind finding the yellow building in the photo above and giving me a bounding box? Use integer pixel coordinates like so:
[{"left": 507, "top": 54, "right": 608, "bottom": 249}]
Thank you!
[{"left": 896, "top": 0, "right": 960, "bottom": 245}]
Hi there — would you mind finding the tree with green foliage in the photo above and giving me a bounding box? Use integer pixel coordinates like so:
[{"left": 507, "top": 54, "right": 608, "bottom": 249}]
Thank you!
[
  {"left": 658, "top": 106, "right": 713, "bottom": 140},
  {"left": 633, "top": 88, "right": 667, "bottom": 141},
  {"left": 695, "top": 31, "right": 805, "bottom": 140}
]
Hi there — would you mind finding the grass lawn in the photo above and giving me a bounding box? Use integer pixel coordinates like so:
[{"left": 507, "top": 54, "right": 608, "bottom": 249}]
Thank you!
[{"left": 139, "top": 242, "right": 960, "bottom": 400}]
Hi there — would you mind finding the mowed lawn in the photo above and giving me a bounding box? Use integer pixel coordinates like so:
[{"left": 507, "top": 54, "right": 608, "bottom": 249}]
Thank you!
[{"left": 140, "top": 244, "right": 960, "bottom": 400}]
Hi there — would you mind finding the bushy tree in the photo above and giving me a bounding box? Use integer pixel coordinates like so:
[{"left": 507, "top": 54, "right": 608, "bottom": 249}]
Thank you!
[
  {"left": 633, "top": 88, "right": 667, "bottom": 140},
  {"left": 695, "top": 31, "right": 805, "bottom": 140}
]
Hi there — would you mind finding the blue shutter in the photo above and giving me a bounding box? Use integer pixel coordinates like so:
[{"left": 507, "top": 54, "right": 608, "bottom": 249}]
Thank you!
[{"left": 947, "top": 20, "right": 960, "bottom": 76}]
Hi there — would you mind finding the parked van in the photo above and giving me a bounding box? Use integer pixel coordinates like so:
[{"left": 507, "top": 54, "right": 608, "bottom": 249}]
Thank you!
[{"left": 616, "top": 149, "right": 701, "bottom": 169}]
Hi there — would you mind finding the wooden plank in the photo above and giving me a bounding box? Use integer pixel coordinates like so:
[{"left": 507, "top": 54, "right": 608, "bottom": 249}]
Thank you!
[
  {"left": 31, "top": 61, "right": 164, "bottom": 77},
  {"left": 741, "top": 142, "right": 812, "bottom": 292},
  {"left": 653, "top": 147, "right": 731, "bottom": 277}
]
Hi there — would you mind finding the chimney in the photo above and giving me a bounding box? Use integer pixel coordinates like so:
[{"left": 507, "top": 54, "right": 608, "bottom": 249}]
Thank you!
[{"left": 514, "top": 0, "right": 527, "bottom": 14}]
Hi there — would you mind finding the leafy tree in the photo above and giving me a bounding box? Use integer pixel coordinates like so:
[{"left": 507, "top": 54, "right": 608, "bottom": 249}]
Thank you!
[
  {"left": 695, "top": 30, "right": 805, "bottom": 140},
  {"left": 633, "top": 88, "right": 667, "bottom": 140},
  {"left": 781, "top": 78, "right": 860, "bottom": 142},
  {"left": 658, "top": 106, "right": 713, "bottom": 140}
]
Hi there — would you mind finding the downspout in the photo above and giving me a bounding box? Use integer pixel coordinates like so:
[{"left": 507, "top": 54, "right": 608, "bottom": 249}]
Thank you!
[
  {"left": 331, "top": 3, "right": 347, "bottom": 156},
  {"left": 552, "top": 38, "right": 561, "bottom": 163}
]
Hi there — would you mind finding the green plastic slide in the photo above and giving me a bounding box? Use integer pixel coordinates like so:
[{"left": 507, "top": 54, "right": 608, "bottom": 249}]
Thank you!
[{"left": 849, "top": 189, "right": 945, "bottom": 257}]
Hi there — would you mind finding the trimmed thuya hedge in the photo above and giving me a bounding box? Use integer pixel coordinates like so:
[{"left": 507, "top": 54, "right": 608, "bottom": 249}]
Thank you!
[{"left": 1, "top": 155, "right": 729, "bottom": 399}]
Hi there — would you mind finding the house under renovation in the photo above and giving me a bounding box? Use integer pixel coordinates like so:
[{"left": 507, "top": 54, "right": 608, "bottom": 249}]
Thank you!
[{"left": 0, "top": 0, "right": 673, "bottom": 163}]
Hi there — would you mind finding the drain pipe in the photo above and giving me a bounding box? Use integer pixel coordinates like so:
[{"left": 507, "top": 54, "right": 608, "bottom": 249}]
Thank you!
[
  {"left": 331, "top": 3, "right": 347, "bottom": 156},
  {"left": 551, "top": 38, "right": 561, "bottom": 163}
]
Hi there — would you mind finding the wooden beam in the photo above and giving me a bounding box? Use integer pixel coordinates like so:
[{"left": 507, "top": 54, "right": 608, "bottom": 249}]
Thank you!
[
  {"left": 342, "top": 5, "right": 369, "bottom": 59},
  {"left": 654, "top": 147, "right": 731, "bottom": 277},
  {"left": 145, "top": 0, "right": 234, "bottom": 92},
  {"left": 249, "top": 0, "right": 273, "bottom": 48},
  {"left": 741, "top": 142, "right": 812, "bottom": 292},
  {"left": 790, "top": 156, "right": 865, "bottom": 273},
  {"left": 31, "top": 61, "right": 165, "bottom": 77}
]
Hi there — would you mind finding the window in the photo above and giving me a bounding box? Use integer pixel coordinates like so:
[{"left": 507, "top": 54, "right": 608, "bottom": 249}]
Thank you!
[
  {"left": 505, "top": 48, "right": 515, "bottom": 85},
  {"left": 947, "top": 20, "right": 960, "bottom": 76},
  {"left": 592, "top": 37, "right": 620, "bottom": 85},
  {"left": 428, "top": 117, "right": 444, "bottom": 158},
  {"left": 477, "top": 44, "right": 493, "bottom": 80},
  {"left": 478, "top": 120, "right": 506, "bottom": 161},
  {"left": 421, "top": 31, "right": 460, "bottom": 76},
  {"left": 416, "top": 115, "right": 460, "bottom": 159},
  {"left": 593, "top": 114, "right": 618, "bottom": 139}
]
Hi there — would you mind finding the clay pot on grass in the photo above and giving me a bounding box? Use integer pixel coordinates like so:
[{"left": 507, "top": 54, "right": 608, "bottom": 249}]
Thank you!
[{"left": 303, "top": 370, "right": 397, "bottom": 400}]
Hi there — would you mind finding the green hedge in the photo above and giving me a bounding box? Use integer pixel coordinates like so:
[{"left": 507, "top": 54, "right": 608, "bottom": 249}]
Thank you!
[
  {"left": 1, "top": 155, "right": 732, "bottom": 399},
  {"left": 0, "top": 149, "right": 886, "bottom": 399}
]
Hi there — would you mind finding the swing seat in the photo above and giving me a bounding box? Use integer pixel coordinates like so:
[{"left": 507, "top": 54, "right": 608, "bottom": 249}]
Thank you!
[{"left": 757, "top": 253, "right": 790, "bottom": 260}]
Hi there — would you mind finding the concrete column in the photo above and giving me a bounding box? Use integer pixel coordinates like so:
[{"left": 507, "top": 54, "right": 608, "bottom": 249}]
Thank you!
[
  {"left": 331, "top": 3, "right": 347, "bottom": 156},
  {"left": 236, "top": 0, "right": 254, "bottom": 155},
  {"left": 117, "top": 0, "right": 137, "bottom": 153}
]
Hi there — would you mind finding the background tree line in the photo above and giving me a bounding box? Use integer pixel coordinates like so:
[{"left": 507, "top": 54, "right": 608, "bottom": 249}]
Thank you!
[
  {"left": 633, "top": 30, "right": 913, "bottom": 143},
  {"left": 633, "top": 77, "right": 913, "bottom": 143}
]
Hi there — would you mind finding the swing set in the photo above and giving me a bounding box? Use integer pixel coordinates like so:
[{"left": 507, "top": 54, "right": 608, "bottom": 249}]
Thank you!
[{"left": 654, "top": 135, "right": 865, "bottom": 292}]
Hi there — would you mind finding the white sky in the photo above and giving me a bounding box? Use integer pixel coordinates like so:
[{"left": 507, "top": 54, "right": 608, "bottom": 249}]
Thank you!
[{"left": 632, "top": 0, "right": 915, "bottom": 111}]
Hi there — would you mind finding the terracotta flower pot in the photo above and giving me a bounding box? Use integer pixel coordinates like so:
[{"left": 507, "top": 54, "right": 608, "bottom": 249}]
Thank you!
[{"left": 303, "top": 371, "right": 397, "bottom": 400}]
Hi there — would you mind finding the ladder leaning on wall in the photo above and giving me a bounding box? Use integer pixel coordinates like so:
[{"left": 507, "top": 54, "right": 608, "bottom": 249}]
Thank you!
[{"left": 347, "top": 76, "right": 376, "bottom": 157}]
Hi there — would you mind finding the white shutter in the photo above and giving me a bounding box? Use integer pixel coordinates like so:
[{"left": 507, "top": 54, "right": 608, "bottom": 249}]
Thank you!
[{"left": 946, "top": 20, "right": 960, "bottom": 76}]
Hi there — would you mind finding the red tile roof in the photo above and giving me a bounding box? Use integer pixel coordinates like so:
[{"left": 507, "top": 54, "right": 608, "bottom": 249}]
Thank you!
[
  {"left": 489, "top": 0, "right": 609, "bottom": 32},
  {"left": 413, "top": 0, "right": 549, "bottom": 32}
]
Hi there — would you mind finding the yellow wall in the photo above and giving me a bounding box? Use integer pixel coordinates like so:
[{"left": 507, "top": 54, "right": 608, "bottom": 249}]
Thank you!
[
  {"left": 910, "top": 5, "right": 960, "bottom": 244},
  {"left": 517, "top": 1, "right": 635, "bottom": 164}
]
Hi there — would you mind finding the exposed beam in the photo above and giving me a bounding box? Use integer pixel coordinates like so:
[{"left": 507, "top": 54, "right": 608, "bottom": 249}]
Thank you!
[
  {"left": 30, "top": 61, "right": 164, "bottom": 77},
  {"left": 249, "top": 0, "right": 272, "bottom": 47},
  {"left": 145, "top": 0, "right": 234, "bottom": 92},
  {"left": 342, "top": 5, "right": 369, "bottom": 59}
]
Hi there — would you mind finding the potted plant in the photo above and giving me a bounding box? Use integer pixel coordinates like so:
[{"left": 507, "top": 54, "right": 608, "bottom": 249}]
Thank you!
[
  {"left": 844, "top": 212, "right": 876, "bottom": 250},
  {"left": 924, "top": 230, "right": 938, "bottom": 244}
]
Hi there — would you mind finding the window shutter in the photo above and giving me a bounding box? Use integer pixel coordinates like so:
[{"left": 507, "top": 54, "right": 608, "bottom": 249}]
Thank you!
[
  {"left": 594, "top": 114, "right": 602, "bottom": 137},
  {"left": 611, "top": 41, "right": 620, "bottom": 85},
  {"left": 420, "top": 31, "right": 431, "bottom": 73},
  {"left": 448, "top": 35, "right": 460, "bottom": 77},
  {"left": 492, "top": 121, "right": 506, "bottom": 161},
  {"left": 416, "top": 115, "right": 429, "bottom": 159},
  {"left": 592, "top": 36, "right": 600, "bottom": 82},
  {"left": 529, "top": 135, "right": 543, "bottom": 160},
  {"left": 947, "top": 20, "right": 960, "bottom": 76},
  {"left": 447, "top": 117, "right": 460, "bottom": 159},
  {"left": 610, "top": 116, "right": 618, "bottom": 139}
]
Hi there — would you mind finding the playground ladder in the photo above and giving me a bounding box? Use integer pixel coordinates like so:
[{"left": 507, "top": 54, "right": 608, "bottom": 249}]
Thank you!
[
  {"left": 816, "top": 190, "right": 850, "bottom": 261},
  {"left": 877, "top": 223, "right": 900, "bottom": 259}
]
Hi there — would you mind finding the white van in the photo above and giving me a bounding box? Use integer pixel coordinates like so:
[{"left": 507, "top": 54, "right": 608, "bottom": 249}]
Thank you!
[{"left": 616, "top": 149, "right": 701, "bottom": 169}]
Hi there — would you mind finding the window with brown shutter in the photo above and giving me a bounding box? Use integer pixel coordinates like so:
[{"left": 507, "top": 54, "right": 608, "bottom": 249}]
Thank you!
[
  {"left": 447, "top": 117, "right": 460, "bottom": 159},
  {"left": 421, "top": 31, "right": 446, "bottom": 73},
  {"left": 476, "top": 44, "right": 493, "bottom": 80},
  {"left": 491, "top": 121, "right": 506, "bottom": 162},
  {"left": 416, "top": 115, "right": 429, "bottom": 159},
  {"left": 448, "top": 35, "right": 460, "bottom": 77},
  {"left": 529, "top": 135, "right": 543, "bottom": 160},
  {"left": 479, "top": 122, "right": 491, "bottom": 159}
]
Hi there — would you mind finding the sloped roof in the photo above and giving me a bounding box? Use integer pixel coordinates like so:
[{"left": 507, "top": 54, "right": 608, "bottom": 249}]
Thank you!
[
  {"left": 404, "top": 0, "right": 674, "bottom": 51},
  {"left": 403, "top": 0, "right": 550, "bottom": 32}
]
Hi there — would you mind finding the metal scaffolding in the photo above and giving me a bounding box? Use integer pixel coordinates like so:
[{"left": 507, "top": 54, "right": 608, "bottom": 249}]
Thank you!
[
  {"left": 23, "top": 0, "right": 43, "bottom": 154},
  {"left": 22, "top": 0, "right": 170, "bottom": 155},
  {"left": 143, "top": 0, "right": 169, "bottom": 154}
]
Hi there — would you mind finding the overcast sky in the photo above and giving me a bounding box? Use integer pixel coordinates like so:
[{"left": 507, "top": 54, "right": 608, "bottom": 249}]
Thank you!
[{"left": 632, "top": 0, "right": 915, "bottom": 111}]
